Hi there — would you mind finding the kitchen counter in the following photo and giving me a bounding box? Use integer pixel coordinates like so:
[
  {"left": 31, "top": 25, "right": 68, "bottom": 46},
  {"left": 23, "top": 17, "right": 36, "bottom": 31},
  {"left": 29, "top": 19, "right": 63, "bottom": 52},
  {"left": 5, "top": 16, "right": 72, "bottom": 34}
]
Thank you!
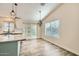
[{"left": 0, "top": 39, "right": 26, "bottom": 43}]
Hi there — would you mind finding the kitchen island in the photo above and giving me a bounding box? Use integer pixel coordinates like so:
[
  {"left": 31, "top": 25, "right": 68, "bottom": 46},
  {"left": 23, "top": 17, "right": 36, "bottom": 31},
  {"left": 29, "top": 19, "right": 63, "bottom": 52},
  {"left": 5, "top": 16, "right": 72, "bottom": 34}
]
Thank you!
[{"left": 0, "top": 39, "right": 26, "bottom": 56}]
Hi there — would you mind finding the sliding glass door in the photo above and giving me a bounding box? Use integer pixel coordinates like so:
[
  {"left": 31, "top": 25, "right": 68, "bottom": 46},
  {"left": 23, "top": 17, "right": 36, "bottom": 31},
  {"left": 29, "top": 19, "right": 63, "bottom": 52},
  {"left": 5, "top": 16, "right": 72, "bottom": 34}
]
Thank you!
[{"left": 25, "top": 24, "right": 37, "bottom": 39}]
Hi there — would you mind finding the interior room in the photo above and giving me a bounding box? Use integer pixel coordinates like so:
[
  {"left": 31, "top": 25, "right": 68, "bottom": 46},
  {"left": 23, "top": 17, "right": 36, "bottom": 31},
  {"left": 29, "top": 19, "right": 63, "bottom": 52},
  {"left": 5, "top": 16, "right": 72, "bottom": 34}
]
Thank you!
[{"left": 0, "top": 3, "right": 79, "bottom": 56}]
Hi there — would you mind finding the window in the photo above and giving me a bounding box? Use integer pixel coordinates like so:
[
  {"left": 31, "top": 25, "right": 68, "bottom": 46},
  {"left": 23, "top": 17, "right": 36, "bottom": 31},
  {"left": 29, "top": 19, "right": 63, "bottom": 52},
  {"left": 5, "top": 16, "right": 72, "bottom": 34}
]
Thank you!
[
  {"left": 2, "top": 22, "right": 14, "bottom": 32},
  {"left": 45, "top": 20, "right": 60, "bottom": 38},
  {"left": 2, "top": 22, "right": 15, "bottom": 40}
]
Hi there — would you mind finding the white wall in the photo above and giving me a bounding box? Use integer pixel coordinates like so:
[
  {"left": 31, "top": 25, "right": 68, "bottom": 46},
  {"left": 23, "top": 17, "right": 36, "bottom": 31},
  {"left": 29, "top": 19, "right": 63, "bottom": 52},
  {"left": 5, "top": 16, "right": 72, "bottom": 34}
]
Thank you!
[{"left": 42, "top": 4, "right": 79, "bottom": 55}]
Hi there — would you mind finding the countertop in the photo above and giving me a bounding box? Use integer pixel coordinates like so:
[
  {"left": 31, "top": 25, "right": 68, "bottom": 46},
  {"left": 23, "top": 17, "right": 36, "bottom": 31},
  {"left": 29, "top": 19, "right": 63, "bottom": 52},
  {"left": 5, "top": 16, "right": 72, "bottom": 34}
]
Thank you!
[{"left": 0, "top": 39, "right": 26, "bottom": 43}]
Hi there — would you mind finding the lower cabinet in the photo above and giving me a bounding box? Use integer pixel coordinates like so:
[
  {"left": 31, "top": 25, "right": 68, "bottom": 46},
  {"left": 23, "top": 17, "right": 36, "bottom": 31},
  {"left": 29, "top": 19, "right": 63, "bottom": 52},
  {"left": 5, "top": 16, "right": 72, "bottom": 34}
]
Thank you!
[{"left": 0, "top": 41, "right": 20, "bottom": 56}]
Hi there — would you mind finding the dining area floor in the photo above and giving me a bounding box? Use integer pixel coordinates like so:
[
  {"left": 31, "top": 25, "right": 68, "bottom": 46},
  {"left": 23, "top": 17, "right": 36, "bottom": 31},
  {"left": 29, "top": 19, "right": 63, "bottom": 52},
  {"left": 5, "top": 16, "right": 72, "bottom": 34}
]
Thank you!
[{"left": 20, "top": 39, "right": 77, "bottom": 56}]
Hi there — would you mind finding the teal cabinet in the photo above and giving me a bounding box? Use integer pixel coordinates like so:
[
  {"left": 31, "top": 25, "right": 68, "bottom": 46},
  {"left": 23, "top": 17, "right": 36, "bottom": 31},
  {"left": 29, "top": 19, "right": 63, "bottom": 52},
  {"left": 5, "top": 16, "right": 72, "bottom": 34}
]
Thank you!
[{"left": 0, "top": 41, "right": 19, "bottom": 56}]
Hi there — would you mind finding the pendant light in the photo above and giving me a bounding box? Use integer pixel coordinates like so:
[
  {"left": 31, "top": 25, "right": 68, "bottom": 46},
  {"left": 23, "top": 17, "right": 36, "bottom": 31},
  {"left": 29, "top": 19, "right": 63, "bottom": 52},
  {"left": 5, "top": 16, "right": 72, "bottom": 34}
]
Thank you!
[{"left": 38, "top": 3, "right": 46, "bottom": 26}]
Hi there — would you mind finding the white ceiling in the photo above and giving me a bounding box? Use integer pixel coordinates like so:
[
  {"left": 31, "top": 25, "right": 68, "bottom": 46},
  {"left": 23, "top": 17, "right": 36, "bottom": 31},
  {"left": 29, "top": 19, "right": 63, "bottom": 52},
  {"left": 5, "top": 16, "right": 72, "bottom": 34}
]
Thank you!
[{"left": 0, "top": 3, "right": 60, "bottom": 23}]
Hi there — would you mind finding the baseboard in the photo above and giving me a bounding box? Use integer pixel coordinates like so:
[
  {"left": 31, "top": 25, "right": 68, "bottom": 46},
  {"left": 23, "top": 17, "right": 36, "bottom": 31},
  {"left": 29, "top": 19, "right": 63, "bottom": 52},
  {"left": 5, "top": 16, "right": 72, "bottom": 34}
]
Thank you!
[
  {"left": 37, "top": 38, "right": 42, "bottom": 39},
  {"left": 25, "top": 38, "right": 42, "bottom": 40}
]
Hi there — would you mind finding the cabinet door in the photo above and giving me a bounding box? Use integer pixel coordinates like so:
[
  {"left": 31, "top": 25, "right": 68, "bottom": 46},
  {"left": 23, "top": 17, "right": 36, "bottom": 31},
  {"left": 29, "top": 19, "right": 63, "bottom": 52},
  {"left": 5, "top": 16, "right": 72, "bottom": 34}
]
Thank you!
[{"left": 0, "top": 41, "right": 18, "bottom": 56}]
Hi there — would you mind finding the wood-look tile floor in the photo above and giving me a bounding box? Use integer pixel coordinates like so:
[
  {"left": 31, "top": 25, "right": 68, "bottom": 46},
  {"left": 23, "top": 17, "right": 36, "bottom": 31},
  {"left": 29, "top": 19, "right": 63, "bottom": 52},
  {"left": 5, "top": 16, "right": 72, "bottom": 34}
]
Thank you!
[{"left": 20, "top": 39, "right": 76, "bottom": 56}]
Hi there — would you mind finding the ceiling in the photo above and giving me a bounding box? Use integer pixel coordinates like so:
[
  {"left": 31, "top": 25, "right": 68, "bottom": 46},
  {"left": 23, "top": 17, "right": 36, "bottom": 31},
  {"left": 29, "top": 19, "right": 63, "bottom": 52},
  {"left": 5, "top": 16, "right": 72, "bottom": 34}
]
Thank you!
[{"left": 0, "top": 3, "right": 60, "bottom": 23}]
